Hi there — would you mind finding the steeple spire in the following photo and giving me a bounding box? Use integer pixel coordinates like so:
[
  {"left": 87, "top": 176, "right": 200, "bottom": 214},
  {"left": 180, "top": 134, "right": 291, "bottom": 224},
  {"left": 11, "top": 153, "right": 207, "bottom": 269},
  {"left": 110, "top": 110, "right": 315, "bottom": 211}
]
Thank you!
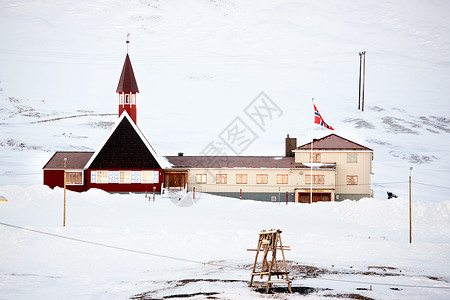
[{"left": 117, "top": 38, "right": 139, "bottom": 124}]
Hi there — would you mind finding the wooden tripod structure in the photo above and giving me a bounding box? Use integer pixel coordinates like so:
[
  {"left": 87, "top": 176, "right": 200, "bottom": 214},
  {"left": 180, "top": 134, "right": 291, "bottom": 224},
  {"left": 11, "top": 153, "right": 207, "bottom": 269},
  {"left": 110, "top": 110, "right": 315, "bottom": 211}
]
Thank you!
[{"left": 248, "top": 229, "right": 292, "bottom": 293}]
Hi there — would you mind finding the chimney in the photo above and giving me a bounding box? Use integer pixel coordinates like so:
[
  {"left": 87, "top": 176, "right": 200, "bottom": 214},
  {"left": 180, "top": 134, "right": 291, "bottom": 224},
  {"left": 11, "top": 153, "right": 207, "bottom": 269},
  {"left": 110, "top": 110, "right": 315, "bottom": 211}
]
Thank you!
[
  {"left": 285, "top": 134, "right": 297, "bottom": 157},
  {"left": 178, "top": 152, "right": 184, "bottom": 157}
]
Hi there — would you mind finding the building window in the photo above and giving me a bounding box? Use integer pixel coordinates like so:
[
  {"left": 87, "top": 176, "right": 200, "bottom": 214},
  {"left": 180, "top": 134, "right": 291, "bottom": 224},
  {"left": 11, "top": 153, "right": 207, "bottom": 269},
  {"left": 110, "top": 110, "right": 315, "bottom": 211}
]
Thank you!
[
  {"left": 142, "top": 171, "right": 159, "bottom": 183},
  {"left": 131, "top": 94, "right": 136, "bottom": 104},
  {"left": 236, "top": 174, "right": 248, "bottom": 184},
  {"left": 96, "top": 171, "right": 108, "bottom": 183},
  {"left": 120, "top": 171, "right": 131, "bottom": 183},
  {"left": 305, "top": 175, "right": 324, "bottom": 184},
  {"left": 120, "top": 94, "right": 124, "bottom": 105},
  {"left": 347, "top": 153, "right": 358, "bottom": 163},
  {"left": 277, "top": 174, "right": 288, "bottom": 184},
  {"left": 125, "top": 94, "right": 130, "bottom": 104},
  {"left": 216, "top": 174, "right": 227, "bottom": 184},
  {"left": 347, "top": 175, "right": 358, "bottom": 185},
  {"left": 66, "top": 171, "right": 83, "bottom": 185},
  {"left": 195, "top": 174, "right": 207, "bottom": 184},
  {"left": 256, "top": 174, "right": 268, "bottom": 184},
  {"left": 309, "top": 153, "right": 321, "bottom": 162}
]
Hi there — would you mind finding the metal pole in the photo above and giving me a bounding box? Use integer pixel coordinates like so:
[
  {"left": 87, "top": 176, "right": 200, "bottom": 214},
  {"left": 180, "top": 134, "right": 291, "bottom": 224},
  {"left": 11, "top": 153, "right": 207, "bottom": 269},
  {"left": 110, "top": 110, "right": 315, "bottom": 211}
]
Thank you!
[
  {"left": 409, "top": 167, "right": 413, "bottom": 244},
  {"left": 358, "top": 52, "right": 362, "bottom": 110},
  {"left": 63, "top": 158, "right": 67, "bottom": 227},
  {"left": 310, "top": 99, "right": 314, "bottom": 204},
  {"left": 361, "top": 51, "right": 366, "bottom": 111}
]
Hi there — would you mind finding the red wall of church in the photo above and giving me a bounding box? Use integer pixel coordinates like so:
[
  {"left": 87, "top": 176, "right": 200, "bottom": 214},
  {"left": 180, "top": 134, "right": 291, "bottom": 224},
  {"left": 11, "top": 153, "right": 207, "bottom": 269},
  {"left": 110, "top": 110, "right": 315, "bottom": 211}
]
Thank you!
[{"left": 86, "top": 169, "right": 163, "bottom": 193}]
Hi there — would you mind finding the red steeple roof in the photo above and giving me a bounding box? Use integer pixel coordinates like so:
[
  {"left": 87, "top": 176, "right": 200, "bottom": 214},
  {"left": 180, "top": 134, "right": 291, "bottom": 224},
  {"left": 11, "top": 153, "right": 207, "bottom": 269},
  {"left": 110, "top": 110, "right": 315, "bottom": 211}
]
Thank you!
[{"left": 116, "top": 54, "right": 139, "bottom": 93}]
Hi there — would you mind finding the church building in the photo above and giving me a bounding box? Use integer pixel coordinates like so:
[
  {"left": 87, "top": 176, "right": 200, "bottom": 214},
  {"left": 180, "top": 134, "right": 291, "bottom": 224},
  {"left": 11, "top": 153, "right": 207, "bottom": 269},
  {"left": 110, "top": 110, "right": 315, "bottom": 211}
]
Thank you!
[
  {"left": 43, "top": 50, "right": 373, "bottom": 202},
  {"left": 43, "top": 53, "right": 166, "bottom": 193}
]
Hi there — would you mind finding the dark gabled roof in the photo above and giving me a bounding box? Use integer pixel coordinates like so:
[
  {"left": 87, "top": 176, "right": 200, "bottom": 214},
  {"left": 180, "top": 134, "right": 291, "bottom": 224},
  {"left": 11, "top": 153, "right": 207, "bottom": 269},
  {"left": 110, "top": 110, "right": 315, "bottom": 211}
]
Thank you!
[
  {"left": 165, "top": 156, "right": 335, "bottom": 170},
  {"left": 296, "top": 134, "right": 373, "bottom": 151},
  {"left": 43, "top": 152, "right": 94, "bottom": 169},
  {"left": 87, "top": 113, "right": 163, "bottom": 169},
  {"left": 116, "top": 54, "right": 139, "bottom": 93}
]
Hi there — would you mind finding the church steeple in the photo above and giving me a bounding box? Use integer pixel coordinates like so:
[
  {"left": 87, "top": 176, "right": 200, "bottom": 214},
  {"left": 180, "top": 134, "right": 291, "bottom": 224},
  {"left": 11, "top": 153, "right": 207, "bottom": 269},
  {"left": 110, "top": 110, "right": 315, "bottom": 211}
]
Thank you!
[{"left": 117, "top": 52, "right": 139, "bottom": 124}]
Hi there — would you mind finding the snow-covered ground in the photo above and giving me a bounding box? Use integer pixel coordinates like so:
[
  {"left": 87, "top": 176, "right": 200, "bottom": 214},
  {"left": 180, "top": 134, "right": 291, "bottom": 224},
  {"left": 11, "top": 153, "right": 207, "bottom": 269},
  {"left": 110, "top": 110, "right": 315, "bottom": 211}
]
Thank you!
[
  {"left": 0, "top": 185, "right": 449, "bottom": 299},
  {"left": 1, "top": 0, "right": 449, "bottom": 298}
]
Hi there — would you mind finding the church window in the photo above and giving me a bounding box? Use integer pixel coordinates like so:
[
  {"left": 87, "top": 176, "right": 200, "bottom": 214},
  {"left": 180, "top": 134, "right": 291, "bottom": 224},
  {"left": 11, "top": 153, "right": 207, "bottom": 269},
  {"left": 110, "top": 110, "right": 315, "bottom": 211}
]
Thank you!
[
  {"left": 66, "top": 171, "right": 83, "bottom": 185},
  {"left": 120, "top": 171, "right": 131, "bottom": 183}
]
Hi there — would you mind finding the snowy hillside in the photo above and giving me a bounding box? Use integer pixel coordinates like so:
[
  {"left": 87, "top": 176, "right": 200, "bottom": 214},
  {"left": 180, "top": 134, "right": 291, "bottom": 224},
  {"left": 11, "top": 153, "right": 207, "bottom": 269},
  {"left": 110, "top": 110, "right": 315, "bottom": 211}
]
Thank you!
[
  {"left": 0, "top": 0, "right": 449, "bottom": 299},
  {"left": 1, "top": 0, "right": 449, "bottom": 200}
]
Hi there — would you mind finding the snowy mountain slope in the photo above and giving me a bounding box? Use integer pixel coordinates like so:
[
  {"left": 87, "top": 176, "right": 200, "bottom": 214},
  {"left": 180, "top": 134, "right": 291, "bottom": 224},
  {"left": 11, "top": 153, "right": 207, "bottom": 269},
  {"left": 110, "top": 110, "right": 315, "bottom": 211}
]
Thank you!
[
  {"left": 1, "top": 0, "right": 449, "bottom": 200},
  {"left": 0, "top": 1, "right": 450, "bottom": 298}
]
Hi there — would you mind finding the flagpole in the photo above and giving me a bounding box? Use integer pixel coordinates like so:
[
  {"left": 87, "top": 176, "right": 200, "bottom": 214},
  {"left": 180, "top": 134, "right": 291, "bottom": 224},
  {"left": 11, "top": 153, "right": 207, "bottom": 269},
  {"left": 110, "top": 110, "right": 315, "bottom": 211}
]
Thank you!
[{"left": 310, "top": 98, "right": 314, "bottom": 204}]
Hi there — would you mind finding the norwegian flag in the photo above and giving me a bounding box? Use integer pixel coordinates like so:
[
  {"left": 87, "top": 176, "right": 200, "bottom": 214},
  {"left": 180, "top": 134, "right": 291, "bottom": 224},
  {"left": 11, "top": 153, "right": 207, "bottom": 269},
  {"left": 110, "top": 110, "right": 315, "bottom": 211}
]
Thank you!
[{"left": 313, "top": 103, "right": 334, "bottom": 130}]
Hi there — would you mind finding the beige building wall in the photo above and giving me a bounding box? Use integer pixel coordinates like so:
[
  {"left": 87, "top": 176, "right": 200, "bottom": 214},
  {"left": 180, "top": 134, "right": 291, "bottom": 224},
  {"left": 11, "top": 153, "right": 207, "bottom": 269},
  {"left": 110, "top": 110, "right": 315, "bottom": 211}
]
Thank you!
[
  {"left": 294, "top": 150, "right": 373, "bottom": 196},
  {"left": 185, "top": 168, "right": 335, "bottom": 194}
]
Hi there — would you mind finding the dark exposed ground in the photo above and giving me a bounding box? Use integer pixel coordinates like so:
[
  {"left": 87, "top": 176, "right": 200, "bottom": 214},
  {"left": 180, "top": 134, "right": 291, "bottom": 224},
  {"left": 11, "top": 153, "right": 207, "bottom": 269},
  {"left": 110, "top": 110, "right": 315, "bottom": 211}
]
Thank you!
[{"left": 130, "top": 262, "right": 447, "bottom": 299}]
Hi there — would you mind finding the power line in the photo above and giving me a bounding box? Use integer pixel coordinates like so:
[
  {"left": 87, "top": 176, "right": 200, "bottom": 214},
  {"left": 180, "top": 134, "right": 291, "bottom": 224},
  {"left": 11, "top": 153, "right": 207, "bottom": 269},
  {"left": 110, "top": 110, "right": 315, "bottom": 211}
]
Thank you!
[
  {"left": 304, "top": 276, "right": 450, "bottom": 290},
  {"left": 413, "top": 181, "right": 450, "bottom": 190},
  {"left": 0, "top": 222, "right": 242, "bottom": 270},
  {"left": 1, "top": 221, "right": 449, "bottom": 290},
  {"left": 0, "top": 172, "right": 41, "bottom": 176}
]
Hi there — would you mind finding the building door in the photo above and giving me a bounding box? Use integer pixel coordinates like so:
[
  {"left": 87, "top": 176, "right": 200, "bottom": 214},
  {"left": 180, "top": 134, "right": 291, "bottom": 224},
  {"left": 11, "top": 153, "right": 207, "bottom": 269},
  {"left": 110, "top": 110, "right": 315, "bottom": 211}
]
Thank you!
[
  {"left": 164, "top": 172, "right": 186, "bottom": 190},
  {"left": 297, "top": 192, "right": 332, "bottom": 203}
]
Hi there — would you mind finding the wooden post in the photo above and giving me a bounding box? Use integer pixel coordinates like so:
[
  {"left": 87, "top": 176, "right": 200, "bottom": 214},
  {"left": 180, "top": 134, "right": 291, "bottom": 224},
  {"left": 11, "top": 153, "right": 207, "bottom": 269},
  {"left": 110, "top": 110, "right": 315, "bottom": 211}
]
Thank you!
[
  {"left": 193, "top": 187, "right": 195, "bottom": 199},
  {"left": 286, "top": 192, "right": 288, "bottom": 205},
  {"left": 409, "top": 167, "right": 413, "bottom": 244},
  {"left": 240, "top": 188, "right": 242, "bottom": 200},
  {"left": 63, "top": 158, "right": 67, "bottom": 227},
  {"left": 153, "top": 186, "right": 156, "bottom": 201}
]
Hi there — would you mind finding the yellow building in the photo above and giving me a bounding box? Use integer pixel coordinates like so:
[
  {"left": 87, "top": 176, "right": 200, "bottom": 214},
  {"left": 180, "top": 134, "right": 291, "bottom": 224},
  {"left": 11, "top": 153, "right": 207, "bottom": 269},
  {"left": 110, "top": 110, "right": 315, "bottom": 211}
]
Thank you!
[{"left": 164, "top": 134, "right": 373, "bottom": 202}]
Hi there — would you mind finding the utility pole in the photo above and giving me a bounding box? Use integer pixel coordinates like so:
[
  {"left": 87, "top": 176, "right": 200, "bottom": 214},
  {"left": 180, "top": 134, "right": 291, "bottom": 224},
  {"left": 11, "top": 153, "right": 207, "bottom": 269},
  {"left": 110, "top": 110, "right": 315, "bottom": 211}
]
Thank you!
[
  {"left": 361, "top": 51, "right": 366, "bottom": 111},
  {"left": 358, "top": 52, "right": 362, "bottom": 110},
  {"left": 358, "top": 51, "right": 366, "bottom": 111},
  {"left": 63, "top": 158, "right": 67, "bottom": 227},
  {"left": 409, "top": 167, "right": 413, "bottom": 244}
]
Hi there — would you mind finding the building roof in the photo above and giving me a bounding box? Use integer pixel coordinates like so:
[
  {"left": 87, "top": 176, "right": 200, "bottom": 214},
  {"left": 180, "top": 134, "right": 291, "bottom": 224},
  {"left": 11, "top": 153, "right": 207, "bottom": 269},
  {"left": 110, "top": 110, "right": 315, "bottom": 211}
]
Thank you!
[
  {"left": 165, "top": 155, "right": 335, "bottom": 170},
  {"left": 43, "top": 152, "right": 94, "bottom": 169},
  {"left": 296, "top": 134, "right": 373, "bottom": 151},
  {"left": 85, "top": 111, "right": 168, "bottom": 170},
  {"left": 116, "top": 54, "right": 139, "bottom": 93}
]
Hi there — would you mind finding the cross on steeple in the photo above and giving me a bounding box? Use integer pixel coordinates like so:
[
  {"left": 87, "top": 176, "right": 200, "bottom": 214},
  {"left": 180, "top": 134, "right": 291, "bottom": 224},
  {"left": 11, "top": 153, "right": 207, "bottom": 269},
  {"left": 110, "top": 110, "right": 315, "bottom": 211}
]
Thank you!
[{"left": 126, "top": 33, "right": 130, "bottom": 53}]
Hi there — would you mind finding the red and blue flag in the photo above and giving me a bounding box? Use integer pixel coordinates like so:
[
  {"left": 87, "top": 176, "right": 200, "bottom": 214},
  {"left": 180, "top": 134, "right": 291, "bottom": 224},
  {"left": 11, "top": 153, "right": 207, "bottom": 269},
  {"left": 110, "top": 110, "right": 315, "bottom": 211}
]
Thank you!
[{"left": 314, "top": 104, "right": 334, "bottom": 130}]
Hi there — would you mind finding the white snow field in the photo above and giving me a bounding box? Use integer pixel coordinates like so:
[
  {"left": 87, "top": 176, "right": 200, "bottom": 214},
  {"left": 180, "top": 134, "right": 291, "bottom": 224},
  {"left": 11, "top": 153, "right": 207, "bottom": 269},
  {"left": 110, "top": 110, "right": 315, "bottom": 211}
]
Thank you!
[
  {"left": 1, "top": 0, "right": 450, "bottom": 299},
  {"left": 0, "top": 186, "right": 449, "bottom": 299}
]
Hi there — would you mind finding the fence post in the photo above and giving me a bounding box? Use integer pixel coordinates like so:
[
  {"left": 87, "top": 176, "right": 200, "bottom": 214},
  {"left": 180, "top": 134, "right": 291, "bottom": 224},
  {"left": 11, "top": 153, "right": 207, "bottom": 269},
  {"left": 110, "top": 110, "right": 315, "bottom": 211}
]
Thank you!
[
  {"left": 153, "top": 186, "right": 156, "bottom": 201},
  {"left": 240, "top": 189, "right": 242, "bottom": 200},
  {"left": 286, "top": 192, "right": 288, "bottom": 205},
  {"left": 193, "top": 187, "right": 196, "bottom": 199}
]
